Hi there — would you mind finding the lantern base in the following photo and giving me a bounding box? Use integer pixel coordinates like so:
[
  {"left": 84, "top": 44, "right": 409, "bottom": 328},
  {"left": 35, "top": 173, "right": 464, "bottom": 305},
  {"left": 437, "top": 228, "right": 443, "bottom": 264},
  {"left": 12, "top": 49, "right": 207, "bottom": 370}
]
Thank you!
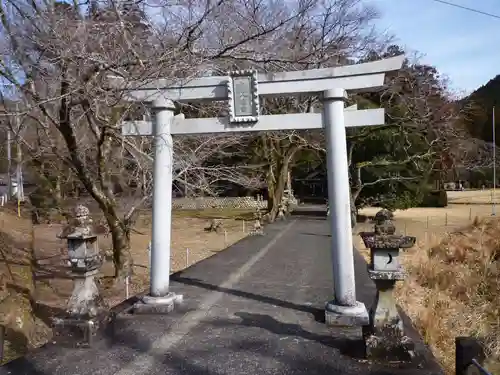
[
  {"left": 51, "top": 312, "right": 111, "bottom": 348},
  {"left": 325, "top": 300, "right": 369, "bottom": 326},
  {"left": 363, "top": 328, "right": 415, "bottom": 362},
  {"left": 132, "top": 292, "right": 183, "bottom": 314}
]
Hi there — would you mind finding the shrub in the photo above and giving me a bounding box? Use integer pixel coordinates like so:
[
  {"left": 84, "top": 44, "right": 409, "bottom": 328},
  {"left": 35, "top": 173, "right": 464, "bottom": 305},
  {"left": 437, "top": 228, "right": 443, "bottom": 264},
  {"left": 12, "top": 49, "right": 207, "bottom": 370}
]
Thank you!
[
  {"left": 367, "top": 190, "right": 425, "bottom": 211},
  {"left": 420, "top": 189, "right": 448, "bottom": 207}
]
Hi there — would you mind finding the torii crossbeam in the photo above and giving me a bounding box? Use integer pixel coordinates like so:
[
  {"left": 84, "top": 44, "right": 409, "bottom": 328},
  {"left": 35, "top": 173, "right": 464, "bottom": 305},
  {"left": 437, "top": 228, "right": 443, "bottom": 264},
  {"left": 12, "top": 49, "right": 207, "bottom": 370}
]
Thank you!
[{"left": 113, "top": 55, "right": 404, "bottom": 325}]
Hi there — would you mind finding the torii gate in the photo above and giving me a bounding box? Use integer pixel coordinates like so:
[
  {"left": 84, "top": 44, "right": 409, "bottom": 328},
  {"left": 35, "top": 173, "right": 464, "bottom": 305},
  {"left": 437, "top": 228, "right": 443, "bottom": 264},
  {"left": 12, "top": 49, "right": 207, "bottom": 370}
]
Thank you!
[{"left": 112, "top": 55, "right": 404, "bottom": 326}]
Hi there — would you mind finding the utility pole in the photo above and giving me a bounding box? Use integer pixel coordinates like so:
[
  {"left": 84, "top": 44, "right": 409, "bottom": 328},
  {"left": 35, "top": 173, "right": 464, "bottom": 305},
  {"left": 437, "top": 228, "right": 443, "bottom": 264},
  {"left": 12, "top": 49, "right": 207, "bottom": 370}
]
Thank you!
[
  {"left": 3, "top": 95, "right": 24, "bottom": 207},
  {"left": 6, "top": 127, "right": 11, "bottom": 199},
  {"left": 3, "top": 84, "right": 16, "bottom": 201},
  {"left": 15, "top": 103, "right": 23, "bottom": 203},
  {"left": 493, "top": 106, "right": 496, "bottom": 216}
]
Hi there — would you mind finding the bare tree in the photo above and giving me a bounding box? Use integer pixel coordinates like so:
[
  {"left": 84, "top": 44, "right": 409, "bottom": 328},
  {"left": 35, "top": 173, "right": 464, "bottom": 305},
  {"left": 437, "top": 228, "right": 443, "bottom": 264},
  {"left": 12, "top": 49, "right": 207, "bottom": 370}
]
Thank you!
[
  {"left": 0, "top": 0, "right": 350, "bottom": 279},
  {"left": 115, "top": 0, "right": 392, "bottom": 222},
  {"left": 200, "top": 0, "right": 392, "bottom": 221}
]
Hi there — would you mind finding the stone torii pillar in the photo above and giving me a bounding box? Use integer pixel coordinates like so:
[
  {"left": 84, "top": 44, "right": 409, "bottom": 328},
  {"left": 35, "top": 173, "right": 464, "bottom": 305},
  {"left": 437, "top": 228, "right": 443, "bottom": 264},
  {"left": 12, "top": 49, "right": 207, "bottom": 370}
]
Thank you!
[
  {"left": 322, "top": 88, "right": 366, "bottom": 324},
  {"left": 111, "top": 56, "right": 404, "bottom": 324},
  {"left": 132, "top": 98, "right": 182, "bottom": 313}
]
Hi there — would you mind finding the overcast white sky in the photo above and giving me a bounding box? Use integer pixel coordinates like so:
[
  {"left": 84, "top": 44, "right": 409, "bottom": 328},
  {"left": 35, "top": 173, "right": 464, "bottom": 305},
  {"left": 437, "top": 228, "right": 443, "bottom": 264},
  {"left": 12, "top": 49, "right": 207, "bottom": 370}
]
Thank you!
[{"left": 366, "top": 0, "right": 499, "bottom": 95}]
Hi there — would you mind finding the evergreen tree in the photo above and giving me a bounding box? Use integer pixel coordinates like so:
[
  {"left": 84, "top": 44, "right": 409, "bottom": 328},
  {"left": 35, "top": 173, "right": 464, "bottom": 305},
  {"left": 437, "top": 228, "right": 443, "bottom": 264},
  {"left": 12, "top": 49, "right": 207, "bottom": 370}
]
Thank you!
[
  {"left": 347, "top": 45, "right": 464, "bottom": 210},
  {"left": 461, "top": 75, "right": 500, "bottom": 144}
]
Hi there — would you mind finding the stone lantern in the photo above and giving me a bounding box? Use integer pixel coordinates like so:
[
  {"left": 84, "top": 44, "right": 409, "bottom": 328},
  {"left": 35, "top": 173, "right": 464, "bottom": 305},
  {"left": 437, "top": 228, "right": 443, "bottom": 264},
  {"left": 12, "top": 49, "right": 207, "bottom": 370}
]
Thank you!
[
  {"left": 52, "top": 205, "right": 108, "bottom": 347},
  {"left": 251, "top": 208, "right": 264, "bottom": 235},
  {"left": 359, "top": 209, "right": 416, "bottom": 361}
]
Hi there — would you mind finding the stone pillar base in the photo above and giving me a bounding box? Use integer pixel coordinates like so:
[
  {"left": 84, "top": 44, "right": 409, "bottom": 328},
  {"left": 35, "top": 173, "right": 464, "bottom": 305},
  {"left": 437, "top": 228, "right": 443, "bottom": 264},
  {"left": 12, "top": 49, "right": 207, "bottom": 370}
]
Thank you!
[
  {"left": 132, "top": 292, "right": 183, "bottom": 314},
  {"left": 325, "top": 300, "right": 369, "bottom": 326},
  {"left": 51, "top": 312, "right": 111, "bottom": 348},
  {"left": 363, "top": 327, "right": 415, "bottom": 361}
]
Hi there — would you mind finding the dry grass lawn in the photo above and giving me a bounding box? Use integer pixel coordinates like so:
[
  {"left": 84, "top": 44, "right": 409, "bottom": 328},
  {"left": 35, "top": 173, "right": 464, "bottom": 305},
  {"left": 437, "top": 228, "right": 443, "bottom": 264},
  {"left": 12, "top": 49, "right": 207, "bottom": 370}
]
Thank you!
[
  {"left": 356, "top": 190, "right": 500, "bottom": 374},
  {"left": 0, "top": 206, "right": 253, "bottom": 364},
  {"left": 447, "top": 189, "right": 500, "bottom": 204}
]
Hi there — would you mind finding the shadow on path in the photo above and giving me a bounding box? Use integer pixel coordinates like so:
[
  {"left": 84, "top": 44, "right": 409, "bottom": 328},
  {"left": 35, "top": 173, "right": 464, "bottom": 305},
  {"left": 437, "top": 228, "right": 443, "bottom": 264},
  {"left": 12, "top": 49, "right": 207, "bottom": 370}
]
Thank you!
[
  {"left": 209, "top": 312, "right": 366, "bottom": 359},
  {"left": 171, "top": 275, "right": 325, "bottom": 323},
  {"left": 290, "top": 210, "right": 326, "bottom": 218},
  {"left": 1, "top": 356, "right": 49, "bottom": 375}
]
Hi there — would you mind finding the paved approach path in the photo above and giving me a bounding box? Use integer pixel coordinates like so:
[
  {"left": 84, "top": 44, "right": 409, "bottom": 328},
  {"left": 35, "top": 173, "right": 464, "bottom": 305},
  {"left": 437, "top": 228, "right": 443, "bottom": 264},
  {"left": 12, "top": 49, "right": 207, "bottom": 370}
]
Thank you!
[{"left": 1, "top": 217, "right": 443, "bottom": 375}]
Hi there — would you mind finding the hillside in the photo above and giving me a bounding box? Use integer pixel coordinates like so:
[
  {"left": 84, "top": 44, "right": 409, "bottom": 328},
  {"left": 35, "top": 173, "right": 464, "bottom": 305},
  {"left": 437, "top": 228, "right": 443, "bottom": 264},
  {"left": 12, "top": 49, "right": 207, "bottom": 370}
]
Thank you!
[{"left": 461, "top": 75, "right": 500, "bottom": 143}]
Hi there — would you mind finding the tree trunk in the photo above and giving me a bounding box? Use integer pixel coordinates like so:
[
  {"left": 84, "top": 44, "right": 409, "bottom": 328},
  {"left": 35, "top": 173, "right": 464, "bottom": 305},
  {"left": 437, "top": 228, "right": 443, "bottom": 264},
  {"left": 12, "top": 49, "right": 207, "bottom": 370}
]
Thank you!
[
  {"left": 267, "top": 149, "right": 297, "bottom": 222},
  {"left": 107, "top": 216, "right": 133, "bottom": 280},
  {"left": 267, "top": 167, "right": 285, "bottom": 222},
  {"left": 57, "top": 114, "right": 133, "bottom": 278},
  {"left": 141, "top": 170, "right": 148, "bottom": 196},
  {"left": 351, "top": 187, "right": 362, "bottom": 204},
  {"left": 54, "top": 176, "right": 62, "bottom": 201},
  {"left": 350, "top": 189, "right": 360, "bottom": 228}
]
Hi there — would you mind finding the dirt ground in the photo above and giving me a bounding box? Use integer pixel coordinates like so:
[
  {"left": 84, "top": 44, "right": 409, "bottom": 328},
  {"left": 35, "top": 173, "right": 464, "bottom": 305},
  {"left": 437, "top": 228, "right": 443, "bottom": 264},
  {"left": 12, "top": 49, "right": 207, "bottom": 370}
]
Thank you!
[
  {"left": 356, "top": 190, "right": 500, "bottom": 374},
  {"left": 0, "top": 206, "right": 253, "bottom": 363}
]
